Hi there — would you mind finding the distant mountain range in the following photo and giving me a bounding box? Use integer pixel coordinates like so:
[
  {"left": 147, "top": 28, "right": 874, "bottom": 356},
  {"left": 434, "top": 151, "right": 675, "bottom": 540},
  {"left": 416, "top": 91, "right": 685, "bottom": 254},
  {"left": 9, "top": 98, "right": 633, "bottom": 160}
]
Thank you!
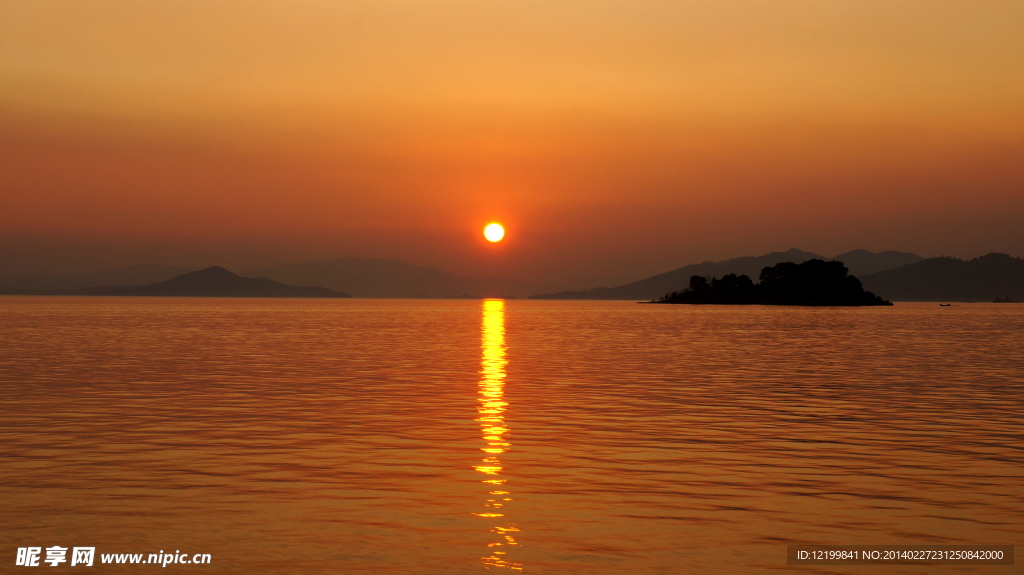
[
  {"left": 859, "top": 253, "right": 1024, "bottom": 301},
  {"left": 0, "top": 264, "right": 198, "bottom": 294},
  {"left": 247, "top": 257, "right": 531, "bottom": 298},
  {"left": 0, "top": 258, "right": 530, "bottom": 298},
  {"left": 528, "top": 248, "right": 923, "bottom": 300},
  {"left": 6, "top": 267, "right": 350, "bottom": 298},
  {"left": 2, "top": 250, "right": 1019, "bottom": 302}
]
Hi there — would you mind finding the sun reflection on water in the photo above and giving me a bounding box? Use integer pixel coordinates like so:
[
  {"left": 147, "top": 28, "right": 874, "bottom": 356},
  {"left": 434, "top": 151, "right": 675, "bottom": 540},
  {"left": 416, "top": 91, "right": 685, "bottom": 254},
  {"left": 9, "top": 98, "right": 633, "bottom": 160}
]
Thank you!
[{"left": 472, "top": 299, "right": 523, "bottom": 571}]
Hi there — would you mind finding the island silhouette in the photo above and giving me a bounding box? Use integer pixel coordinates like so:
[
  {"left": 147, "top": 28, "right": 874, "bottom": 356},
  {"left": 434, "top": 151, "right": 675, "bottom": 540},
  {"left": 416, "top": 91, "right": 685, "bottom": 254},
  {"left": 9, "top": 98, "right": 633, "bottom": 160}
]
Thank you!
[
  {"left": 61, "top": 266, "right": 351, "bottom": 298},
  {"left": 651, "top": 259, "right": 891, "bottom": 306}
]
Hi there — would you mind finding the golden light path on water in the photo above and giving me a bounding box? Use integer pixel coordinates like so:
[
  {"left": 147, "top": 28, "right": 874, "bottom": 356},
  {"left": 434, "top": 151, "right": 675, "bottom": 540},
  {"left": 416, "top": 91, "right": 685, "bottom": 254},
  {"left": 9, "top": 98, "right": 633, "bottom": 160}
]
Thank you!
[{"left": 473, "top": 299, "right": 522, "bottom": 571}]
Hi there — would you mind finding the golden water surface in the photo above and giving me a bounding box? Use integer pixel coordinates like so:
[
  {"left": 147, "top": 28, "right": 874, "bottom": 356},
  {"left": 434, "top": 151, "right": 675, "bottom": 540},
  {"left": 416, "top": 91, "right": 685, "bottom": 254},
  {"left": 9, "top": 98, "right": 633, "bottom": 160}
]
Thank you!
[{"left": 1, "top": 298, "right": 1021, "bottom": 573}]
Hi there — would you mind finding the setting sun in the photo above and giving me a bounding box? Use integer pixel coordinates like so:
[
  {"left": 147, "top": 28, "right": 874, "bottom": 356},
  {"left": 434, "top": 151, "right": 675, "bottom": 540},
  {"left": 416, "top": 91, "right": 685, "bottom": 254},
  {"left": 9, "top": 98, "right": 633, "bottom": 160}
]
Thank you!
[{"left": 484, "top": 223, "right": 505, "bottom": 243}]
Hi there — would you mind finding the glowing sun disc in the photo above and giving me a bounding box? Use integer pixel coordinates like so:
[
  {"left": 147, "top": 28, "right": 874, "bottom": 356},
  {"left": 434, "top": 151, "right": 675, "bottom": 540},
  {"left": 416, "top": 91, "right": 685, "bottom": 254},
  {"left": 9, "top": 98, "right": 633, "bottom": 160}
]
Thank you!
[{"left": 484, "top": 223, "right": 505, "bottom": 242}]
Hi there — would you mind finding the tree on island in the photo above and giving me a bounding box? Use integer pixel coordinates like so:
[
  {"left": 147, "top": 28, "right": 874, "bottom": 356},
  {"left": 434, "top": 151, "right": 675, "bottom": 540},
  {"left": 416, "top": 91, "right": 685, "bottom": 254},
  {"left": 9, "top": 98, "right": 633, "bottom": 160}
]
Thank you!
[{"left": 653, "top": 259, "right": 891, "bottom": 306}]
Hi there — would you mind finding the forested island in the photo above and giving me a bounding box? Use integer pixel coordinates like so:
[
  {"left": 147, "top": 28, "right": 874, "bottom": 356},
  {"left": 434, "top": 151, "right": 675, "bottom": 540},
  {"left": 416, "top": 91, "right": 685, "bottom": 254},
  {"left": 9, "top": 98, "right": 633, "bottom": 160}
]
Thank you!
[{"left": 651, "top": 259, "right": 891, "bottom": 306}]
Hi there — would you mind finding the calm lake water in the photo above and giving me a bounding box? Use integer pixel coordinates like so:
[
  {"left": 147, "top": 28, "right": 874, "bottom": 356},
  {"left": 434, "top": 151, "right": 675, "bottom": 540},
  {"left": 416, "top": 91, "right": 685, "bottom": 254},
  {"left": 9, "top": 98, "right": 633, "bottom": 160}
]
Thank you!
[{"left": 1, "top": 297, "right": 1021, "bottom": 574}]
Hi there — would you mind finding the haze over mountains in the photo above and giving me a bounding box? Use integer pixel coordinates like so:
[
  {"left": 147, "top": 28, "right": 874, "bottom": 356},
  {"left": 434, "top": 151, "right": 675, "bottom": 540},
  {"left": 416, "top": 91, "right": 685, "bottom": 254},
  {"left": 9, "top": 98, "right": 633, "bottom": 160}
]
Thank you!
[
  {"left": 49, "top": 267, "right": 348, "bottom": 298},
  {"left": 0, "top": 264, "right": 198, "bottom": 294},
  {"left": 0, "top": 258, "right": 531, "bottom": 298},
  {"left": 529, "top": 249, "right": 923, "bottom": 300},
  {"left": 247, "top": 258, "right": 530, "bottom": 299},
  {"left": 2, "top": 249, "right": 1021, "bottom": 301}
]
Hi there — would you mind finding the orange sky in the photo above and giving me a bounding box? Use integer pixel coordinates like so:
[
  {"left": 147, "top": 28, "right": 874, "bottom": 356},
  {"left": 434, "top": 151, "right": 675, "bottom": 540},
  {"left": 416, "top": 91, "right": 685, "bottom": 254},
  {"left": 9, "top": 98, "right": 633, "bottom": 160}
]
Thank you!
[{"left": 2, "top": 1, "right": 1023, "bottom": 288}]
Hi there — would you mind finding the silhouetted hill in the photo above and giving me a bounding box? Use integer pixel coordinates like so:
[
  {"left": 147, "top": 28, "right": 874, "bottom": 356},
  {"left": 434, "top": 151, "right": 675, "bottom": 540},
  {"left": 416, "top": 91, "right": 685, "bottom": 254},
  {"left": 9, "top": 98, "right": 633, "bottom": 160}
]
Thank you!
[
  {"left": 247, "top": 257, "right": 533, "bottom": 298},
  {"left": 0, "top": 264, "right": 198, "bottom": 294},
  {"left": 531, "top": 249, "right": 824, "bottom": 300},
  {"left": 860, "top": 253, "right": 1024, "bottom": 301},
  {"left": 64, "top": 267, "right": 350, "bottom": 298},
  {"left": 653, "top": 259, "right": 890, "bottom": 306},
  {"left": 530, "top": 248, "right": 921, "bottom": 300},
  {"left": 830, "top": 249, "right": 923, "bottom": 276}
]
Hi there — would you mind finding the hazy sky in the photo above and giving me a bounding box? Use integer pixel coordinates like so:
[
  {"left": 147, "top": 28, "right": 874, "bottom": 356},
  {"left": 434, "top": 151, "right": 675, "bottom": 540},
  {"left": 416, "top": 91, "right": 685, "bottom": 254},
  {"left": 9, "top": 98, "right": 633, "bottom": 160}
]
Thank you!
[{"left": 2, "top": 1, "right": 1023, "bottom": 288}]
